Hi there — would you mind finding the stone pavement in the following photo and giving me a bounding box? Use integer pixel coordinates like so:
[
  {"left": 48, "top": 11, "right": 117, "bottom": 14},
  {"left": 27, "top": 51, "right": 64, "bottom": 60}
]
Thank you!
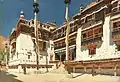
[
  {"left": 8, "top": 72, "right": 120, "bottom": 82},
  {"left": 4, "top": 64, "right": 120, "bottom": 82},
  {"left": 1, "top": 64, "right": 120, "bottom": 82}
]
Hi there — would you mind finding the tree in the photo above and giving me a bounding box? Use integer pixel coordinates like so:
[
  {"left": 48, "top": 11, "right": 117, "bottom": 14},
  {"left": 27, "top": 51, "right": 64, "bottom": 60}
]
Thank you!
[
  {"left": 0, "top": 50, "right": 5, "bottom": 60},
  {"left": 0, "top": 50, "right": 9, "bottom": 62}
]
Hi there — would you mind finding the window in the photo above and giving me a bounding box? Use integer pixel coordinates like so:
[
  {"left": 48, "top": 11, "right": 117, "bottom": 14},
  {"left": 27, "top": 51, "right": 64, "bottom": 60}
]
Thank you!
[
  {"left": 71, "top": 27, "right": 75, "bottom": 32},
  {"left": 43, "top": 42, "right": 46, "bottom": 51},
  {"left": 40, "top": 24, "right": 42, "bottom": 27},
  {"left": 31, "top": 27, "right": 34, "bottom": 32},
  {"left": 87, "top": 30, "right": 93, "bottom": 37},
  {"left": 115, "top": 41, "right": 120, "bottom": 51},
  {"left": 116, "top": 45, "right": 120, "bottom": 51},
  {"left": 17, "top": 52, "right": 18, "bottom": 58},
  {"left": 86, "top": 15, "right": 93, "bottom": 22},
  {"left": 29, "top": 22, "right": 30, "bottom": 25},
  {"left": 28, "top": 55, "right": 30, "bottom": 59},
  {"left": 95, "top": 10, "right": 104, "bottom": 22},
  {"left": 27, "top": 67, "right": 30, "bottom": 69},
  {"left": 113, "top": 22, "right": 120, "bottom": 28},
  {"left": 113, "top": 22, "right": 118, "bottom": 28},
  {"left": 51, "top": 47, "right": 54, "bottom": 50},
  {"left": 80, "top": 19, "right": 85, "bottom": 25},
  {"left": 32, "top": 20, "right": 34, "bottom": 24},
  {"left": 89, "top": 48, "right": 96, "bottom": 55},
  {"left": 82, "top": 33, "right": 86, "bottom": 38}
]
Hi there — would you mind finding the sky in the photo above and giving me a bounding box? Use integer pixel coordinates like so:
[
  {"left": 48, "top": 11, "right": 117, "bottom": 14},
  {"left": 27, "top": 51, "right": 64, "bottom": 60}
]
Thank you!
[{"left": 0, "top": 0, "right": 93, "bottom": 37}]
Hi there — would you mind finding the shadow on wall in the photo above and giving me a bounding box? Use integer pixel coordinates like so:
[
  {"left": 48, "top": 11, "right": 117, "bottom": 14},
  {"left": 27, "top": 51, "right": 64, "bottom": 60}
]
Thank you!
[{"left": 0, "top": 71, "right": 23, "bottom": 82}]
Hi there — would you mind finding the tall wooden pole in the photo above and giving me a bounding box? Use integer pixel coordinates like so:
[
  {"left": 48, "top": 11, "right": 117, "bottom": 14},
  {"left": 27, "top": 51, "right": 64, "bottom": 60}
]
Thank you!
[
  {"left": 33, "top": 0, "right": 39, "bottom": 70},
  {"left": 5, "top": 43, "right": 8, "bottom": 70},
  {"left": 64, "top": 0, "right": 71, "bottom": 74}
]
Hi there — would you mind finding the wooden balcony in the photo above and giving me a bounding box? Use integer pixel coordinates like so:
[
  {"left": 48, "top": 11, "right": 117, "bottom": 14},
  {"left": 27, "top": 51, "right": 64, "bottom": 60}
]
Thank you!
[
  {"left": 81, "top": 33, "right": 103, "bottom": 45},
  {"left": 82, "top": 20, "right": 103, "bottom": 30},
  {"left": 54, "top": 41, "right": 76, "bottom": 50},
  {"left": 54, "top": 25, "right": 77, "bottom": 40},
  {"left": 111, "top": 6, "right": 120, "bottom": 16},
  {"left": 10, "top": 31, "right": 16, "bottom": 41},
  {"left": 112, "top": 27, "right": 120, "bottom": 35},
  {"left": 41, "top": 35, "right": 49, "bottom": 41},
  {"left": 10, "top": 38, "right": 16, "bottom": 44},
  {"left": 54, "top": 44, "right": 66, "bottom": 50},
  {"left": 70, "top": 25, "right": 77, "bottom": 34},
  {"left": 20, "top": 24, "right": 31, "bottom": 34},
  {"left": 19, "top": 19, "right": 29, "bottom": 26},
  {"left": 69, "top": 40, "right": 76, "bottom": 46},
  {"left": 64, "top": 58, "right": 120, "bottom": 75}
]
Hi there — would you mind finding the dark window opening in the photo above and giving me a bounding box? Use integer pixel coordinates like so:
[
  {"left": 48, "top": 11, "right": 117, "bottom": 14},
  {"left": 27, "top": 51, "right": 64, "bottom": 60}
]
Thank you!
[
  {"left": 113, "top": 22, "right": 118, "bottom": 28},
  {"left": 61, "top": 54, "right": 66, "bottom": 61},
  {"left": 82, "top": 33, "right": 86, "bottom": 38},
  {"left": 43, "top": 42, "right": 46, "bottom": 51},
  {"left": 72, "top": 48, "right": 76, "bottom": 60},
  {"left": 116, "top": 45, "right": 120, "bottom": 51},
  {"left": 88, "top": 30, "right": 93, "bottom": 37},
  {"left": 29, "top": 22, "right": 30, "bottom": 25},
  {"left": 95, "top": 10, "right": 104, "bottom": 22},
  {"left": 32, "top": 20, "right": 34, "bottom": 24},
  {"left": 28, "top": 55, "right": 30, "bottom": 59},
  {"left": 17, "top": 52, "right": 18, "bottom": 58},
  {"left": 113, "top": 22, "right": 120, "bottom": 28},
  {"left": 55, "top": 53, "right": 60, "bottom": 60}
]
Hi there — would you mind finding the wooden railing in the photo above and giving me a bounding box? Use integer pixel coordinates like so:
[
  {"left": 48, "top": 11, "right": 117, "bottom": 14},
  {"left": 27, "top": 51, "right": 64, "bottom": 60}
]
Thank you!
[
  {"left": 111, "top": 6, "right": 120, "bottom": 15},
  {"left": 54, "top": 41, "right": 76, "bottom": 50},
  {"left": 82, "top": 33, "right": 103, "bottom": 45},
  {"left": 112, "top": 27, "right": 120, "bottom": 35},
  {"left": 64, "top": 58, "right": 120, "bottom": 76},
  {"left": 54, "top": 26, "right": 77, "bottom": 40},
  {"left": 82, "top": 20, "right": 103, "bottom": 30}
]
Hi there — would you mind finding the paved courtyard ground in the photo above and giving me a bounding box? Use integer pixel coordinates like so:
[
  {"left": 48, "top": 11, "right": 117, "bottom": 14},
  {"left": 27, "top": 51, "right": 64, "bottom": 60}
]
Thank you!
[
  {"left": 1, "top": 65, "right": 120, "bottom": 82},
  {"left": 1, "top": 71, "right": 119, "bottom": 82}
]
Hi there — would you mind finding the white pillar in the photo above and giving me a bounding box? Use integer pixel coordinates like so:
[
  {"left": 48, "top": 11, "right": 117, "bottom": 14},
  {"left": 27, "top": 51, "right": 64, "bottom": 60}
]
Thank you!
[
  {"left": 102, "top": 16, "right": 111, "bottom": 57},
  {"left": 76, "top": 28, "right": 82, "bottom": 60}
]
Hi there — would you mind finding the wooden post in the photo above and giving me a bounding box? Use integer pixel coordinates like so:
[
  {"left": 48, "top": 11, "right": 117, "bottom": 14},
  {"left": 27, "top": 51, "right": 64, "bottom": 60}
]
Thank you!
[
  {"left": 92, "top": 66, "right": 95, "bottom": 76},
  {"left": 50, "top": 55, "right": 53, "bottom": 61},
  {"left": 73, "top": 67, "right": 75, "bottom": 73},
  {"left": 60, "top": 55, "right": 62, "bottom": 65},
  {"left": 99, "top": 66, "right": 101, "bottom": 73},
  {"left": 64, "top": 0, "right": 71, "bottom": 74},
  {"left": 84, "top": 66, "right": 86, "bottom": 73},
  {"left": 114, "top": 65, "right": 117, "bottom": 76}
]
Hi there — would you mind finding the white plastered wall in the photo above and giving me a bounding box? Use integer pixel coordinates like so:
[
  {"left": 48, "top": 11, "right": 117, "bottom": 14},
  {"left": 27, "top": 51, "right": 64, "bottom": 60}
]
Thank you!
[{"left": 76, "top": 16, "right": 120, "bottom": 61}]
